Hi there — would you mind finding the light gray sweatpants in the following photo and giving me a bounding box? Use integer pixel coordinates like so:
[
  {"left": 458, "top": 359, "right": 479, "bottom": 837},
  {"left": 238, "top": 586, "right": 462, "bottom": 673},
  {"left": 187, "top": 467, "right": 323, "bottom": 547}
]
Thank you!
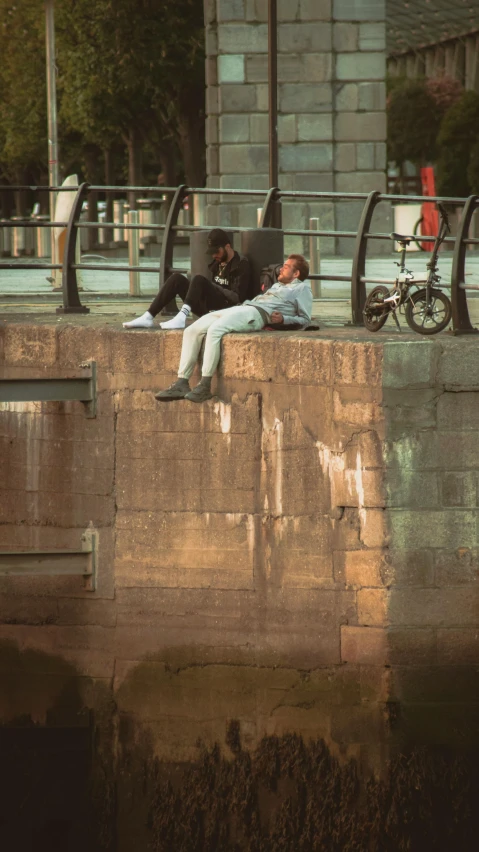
[{"left": 178, "top": 305, "right": 265, "bottom": 378}]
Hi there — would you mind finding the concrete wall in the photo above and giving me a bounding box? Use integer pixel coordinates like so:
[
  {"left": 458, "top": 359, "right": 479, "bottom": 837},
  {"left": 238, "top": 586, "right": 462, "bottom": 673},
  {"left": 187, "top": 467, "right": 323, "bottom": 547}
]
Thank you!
[
  {"left": 204, "top": 0, "right": 388, "bottom": 254},
  {"left": 1, "top": 323, "right": 479, "bottom": 838}
]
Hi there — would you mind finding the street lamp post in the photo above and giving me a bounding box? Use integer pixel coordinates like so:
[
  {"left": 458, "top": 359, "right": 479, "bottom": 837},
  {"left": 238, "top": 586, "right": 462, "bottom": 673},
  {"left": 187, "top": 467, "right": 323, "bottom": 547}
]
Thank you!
[
  {"left": 45, "top": 0, "right": 59, "bottom": 283},
  {"left": 268, "top": 0, "right": 281, "bottom": 227}
]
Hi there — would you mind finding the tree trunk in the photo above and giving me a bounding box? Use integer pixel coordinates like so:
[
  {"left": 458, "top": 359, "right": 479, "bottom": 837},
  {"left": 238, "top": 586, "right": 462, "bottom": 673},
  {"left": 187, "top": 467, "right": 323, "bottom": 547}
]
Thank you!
[
  {"left": 126, "top": 127, "right": 143, "bottom": 210},
  {"left": 177, "top": 109, "right": 205, "bottom": 187},
  {"left": 104, "top": 145, "right": 114, "bottom": 242}
]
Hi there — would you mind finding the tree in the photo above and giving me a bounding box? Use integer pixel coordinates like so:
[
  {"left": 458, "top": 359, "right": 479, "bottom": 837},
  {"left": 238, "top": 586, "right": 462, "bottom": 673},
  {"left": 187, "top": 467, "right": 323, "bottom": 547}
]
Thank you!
[
  {"left": 436, "top": 91, "right": 479, "bottom": 197},
  {"left": 387, "top": 78, "right": 441, "bottom": 170},
  {"left": 56, "top": 0, "right": 205, "bottom": 201}
]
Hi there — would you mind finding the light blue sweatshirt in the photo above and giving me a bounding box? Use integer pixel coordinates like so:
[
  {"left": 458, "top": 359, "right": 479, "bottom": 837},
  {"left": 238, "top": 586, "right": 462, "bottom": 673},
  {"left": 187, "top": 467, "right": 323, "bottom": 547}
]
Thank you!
[{"left": 244, "top": 280, "right": 313, "bottom": 328}]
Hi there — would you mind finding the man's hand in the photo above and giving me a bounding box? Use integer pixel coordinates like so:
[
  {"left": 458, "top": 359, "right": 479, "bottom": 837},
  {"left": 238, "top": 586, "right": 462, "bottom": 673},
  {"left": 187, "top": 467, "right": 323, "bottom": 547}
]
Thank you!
[{"left": 270, "top": 311, "right": 283, "bottom": 324}]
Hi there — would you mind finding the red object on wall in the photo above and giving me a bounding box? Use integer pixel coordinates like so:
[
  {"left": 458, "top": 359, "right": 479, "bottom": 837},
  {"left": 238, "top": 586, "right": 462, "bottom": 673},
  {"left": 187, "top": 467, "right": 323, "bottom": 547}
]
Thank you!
[{"left": 420, "top": 166, "right": 438, "bottom": 251}]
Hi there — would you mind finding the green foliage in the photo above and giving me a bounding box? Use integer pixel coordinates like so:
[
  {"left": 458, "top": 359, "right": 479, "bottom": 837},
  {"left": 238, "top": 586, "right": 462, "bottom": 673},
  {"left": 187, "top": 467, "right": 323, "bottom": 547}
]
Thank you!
[
  {"left": 0, "top": 0, "right": 47, "bottom": 180},
  {"left": 387, "top": 78, "right": 441, "bottom": 167},
  {"left": 436, "top": 91, "right": 479, "bottom": 197}
]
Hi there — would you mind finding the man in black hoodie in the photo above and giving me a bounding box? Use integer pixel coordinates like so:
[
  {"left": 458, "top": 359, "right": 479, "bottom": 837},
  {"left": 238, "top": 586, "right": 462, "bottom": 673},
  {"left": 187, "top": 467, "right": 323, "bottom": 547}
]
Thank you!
[{"left": 123, "top": 228, "right": 251, "bottom": 330}]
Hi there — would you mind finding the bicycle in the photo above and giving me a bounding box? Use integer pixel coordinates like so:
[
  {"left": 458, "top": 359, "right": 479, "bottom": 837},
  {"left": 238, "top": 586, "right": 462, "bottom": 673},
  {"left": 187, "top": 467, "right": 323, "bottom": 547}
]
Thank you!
[{"left": 363, "top": 203, "right": 452, "bottom": 335}]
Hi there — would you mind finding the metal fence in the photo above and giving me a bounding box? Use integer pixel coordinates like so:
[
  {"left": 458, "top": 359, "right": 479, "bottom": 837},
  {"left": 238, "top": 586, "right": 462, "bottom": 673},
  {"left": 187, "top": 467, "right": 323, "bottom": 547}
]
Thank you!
[{"left": 1, "top": 183, "right": 478, "bottom": 335}]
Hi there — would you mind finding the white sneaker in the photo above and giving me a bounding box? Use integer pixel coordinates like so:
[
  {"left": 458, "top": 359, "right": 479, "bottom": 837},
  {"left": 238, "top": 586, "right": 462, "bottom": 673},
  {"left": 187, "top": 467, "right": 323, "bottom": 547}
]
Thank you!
[{"left": 123, "top": 312, "right": 155, "bottom": 329}]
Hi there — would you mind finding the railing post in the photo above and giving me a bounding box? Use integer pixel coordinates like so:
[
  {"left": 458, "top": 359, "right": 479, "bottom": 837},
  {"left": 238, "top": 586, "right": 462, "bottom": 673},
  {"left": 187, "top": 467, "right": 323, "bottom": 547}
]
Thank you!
[
  {"left": 309, "top": 217, "right": 321, "bottom": 298},
  {"left": 127, "top": 210, "right": 141, "bottom": 296},
  {"left": 56, "top": 182, "right": 90, "bottom": 314},
  {"left": 159, "top": 184, "right": 188, "bottom": 289},
  {"left": 258, "top": 187, "right": 281, "bottom": 228},
  {"left": 451, "top": 194, "right": 479, "bottom": 335},
  {"left": 350, "top": 190, "right": 381, "bottom": 325}
]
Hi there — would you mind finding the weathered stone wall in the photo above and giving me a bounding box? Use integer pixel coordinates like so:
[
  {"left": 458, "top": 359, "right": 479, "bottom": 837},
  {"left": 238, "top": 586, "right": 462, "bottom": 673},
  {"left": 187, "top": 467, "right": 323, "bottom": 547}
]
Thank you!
[
  {"left": 1, "top": 323, "right": 479, "bottom": 840},
  {"left": 204, "top": 0, "right": 388, "bottom": 254}
]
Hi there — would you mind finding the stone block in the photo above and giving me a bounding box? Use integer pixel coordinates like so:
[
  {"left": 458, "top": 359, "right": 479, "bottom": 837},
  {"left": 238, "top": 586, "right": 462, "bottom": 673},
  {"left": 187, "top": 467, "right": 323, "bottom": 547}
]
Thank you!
[
  {"left": 205, "top": 27, "right": 218, "bottom": 57},
  {"left": 392, "top": 666, "right": 479, "bottom": 703},
  {"left": 206, "top": 115, "right": 219, "bottom": 145},
  {"left": 278, "top": 0, "right": 300, "bottom": 20},
  {"left": 331, "top": 704, "right": 389, "bottom": 744},
  {"left": 248, "top": 113, "right": 267, "bottom": 142},
  {"left": 358, "top": 80, "right": 386, "bottom": 110},
  {"left": 204, "top": 0, "right": 216, "bottom": 25},
  {"left": 218, "top": 54, "right": 245, "bottom": 83},
  {"left": 333, "top": 386, "right": 383, "bottom": 426},
  {"left": 335, "top": 82, "right": 358, "bottom": 111},
  {"left": 256, "top": 83, "right": 269, "bottom": 111},
  {"left": 356, "top": 142, "right": 375, "bottom": 170},
  {"left": 333, "top": 0, "right": 385, "bottom": 22},
  {"left": 297, "top": 114, "right": 333, "bottom": 141},
  {"left": 277, "top": 55, "right": 303, "bottom": 83},
  {"left": 388, "top": 432, "right": 479, "bottom": 472},
  {"left": 278, "top": 22, "right": 332, "bottom": 52},
  {"left": 382, "top": 340, "right": 441, "bottom": 388},
  {"left": 218, "top": 23, "right": 267, "bottom": 52},
  {"left": 437, "top": 341, "right": 479, "bottom": 389},
  {"left": 336, "top": 142, "right": 355, "bottom": 171},
  {"left": 218, "top": 83, "right": 257, "bottom": 111},
  {"left": 381, "top": 549, "right": 435, "bottom": 587},
  {"left": 437, "top": 391, "right": 479, "bottom": 430},
  {"left": 245, "top": 0, "right": 267, "bottom": 21},
  {"left": 220, "top": 142, "right": 269, "bottom": 173},
  {"left": 4, "top": 325, "right": 57, "bottom": 367},
  {"left": 375, "top": 142, "right": 387, "bottom": 169},
  {"left": 359, "top": 22, "right": 386, "bottom": 51},
  {"left": 219, "top": 114, "right": 250, "bottom": 143},
  {"left": 302, "top": 53, "right": 332, "bottom": 83},
  {"left": 385, "top": 470, "right": 439, "bottom": 509},
  {"left": 280, "top": 82, "right": 332, "bottom": 112},
  {"left": 360, "top": 508, "right": 388, "bottom": 548},
  {"left": 300, "top": 0, "right": 332, "bottom": 20},
  {"left": 334, "top": 549, "right": 386, "bottom": 586},
  {"left": 217, "top": 0, "right": 245, "bottom": 21},
  {"left": 279, "top": 143, "right": 333, "bottom": 172},
  {"left": 205, "top": 56, "right": 218, "bottom": 87},
  {"left": 278, "top": 114, "right": 296, "bottom": 143},
  {"left": 357, "top": 588, "right": 388, "bottom": 626},
  {"left": 387, "top": 628, "right": 436, "bottom": 665},
  {"left": 335, "top": 171, "right": 386, "bottom": 193},
  {"left": 336, "top": 52, "right": 385, "bottom": 81},
  {"left": 341, "top": 626, "right": 387, "bottom": 664},
  {"left": 437, "top": 628, "right": 479, "bottom": 664},
  {"left": 434, "top": 547, "right": 479, "bottom": 586},
  {"left": 245, "top": 54, "right": 267, "bottom": 82},
  {"left": 332, "top": 468, "right": 385, "bottom": 509},
  {"left": 389, "top": 508, "right": 476, "bottom": 551},
  {"left": 334, "top": 111, "right": 386, "bottom": 142},
  {"left": 389, "top": 586, "right": 479, "bottom": 627},
  {"left": 206, "top": 83, "right": 219, "bottom": 114},
  {"left": 333, "top": 23, "right": 358, "bottom": 52},
  {"left": 441, "top": 471, "right": 477, "bottom": 507},
  {"left": 333, "top": 340, "right": 382, "bottom": 386},
  {"left": 207, "top": 144, "right": 219, "bottom": 176}
]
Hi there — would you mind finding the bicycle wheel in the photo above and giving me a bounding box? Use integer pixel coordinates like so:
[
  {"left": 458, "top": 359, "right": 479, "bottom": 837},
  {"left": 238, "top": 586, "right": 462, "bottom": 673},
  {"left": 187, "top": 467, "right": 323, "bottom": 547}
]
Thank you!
[
  {"left": 405, "top": 287, "right": 452, "bottom": 335},
  {"left": 413, "top": 216, "right": 426, "bottom": 252},
  {"left": 363, "top": 285, "right": 390, "bottom": 332}
]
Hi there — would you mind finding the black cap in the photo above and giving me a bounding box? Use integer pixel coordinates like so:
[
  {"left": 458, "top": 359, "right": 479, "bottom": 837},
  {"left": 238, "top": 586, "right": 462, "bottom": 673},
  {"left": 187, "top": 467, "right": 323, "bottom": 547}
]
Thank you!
[{"left": 206, "top": 228, "right": 231, "bottom": 255}]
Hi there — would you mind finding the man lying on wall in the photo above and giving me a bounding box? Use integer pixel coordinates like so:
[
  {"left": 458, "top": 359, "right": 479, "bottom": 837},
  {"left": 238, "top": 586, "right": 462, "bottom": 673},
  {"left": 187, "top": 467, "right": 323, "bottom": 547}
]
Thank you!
[
  {"left": 155, "top": 254, "right": 312, "bottom": 403},
  {"left": 123, "top": 228, "right": 251, "bottom": 330}
]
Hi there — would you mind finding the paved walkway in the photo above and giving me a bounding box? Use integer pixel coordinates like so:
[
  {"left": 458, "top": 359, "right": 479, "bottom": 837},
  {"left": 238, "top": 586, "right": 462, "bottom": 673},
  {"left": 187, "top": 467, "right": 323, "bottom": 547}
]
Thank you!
[{"left": 1, "top": 250, "right": 479, "bottom": 330}]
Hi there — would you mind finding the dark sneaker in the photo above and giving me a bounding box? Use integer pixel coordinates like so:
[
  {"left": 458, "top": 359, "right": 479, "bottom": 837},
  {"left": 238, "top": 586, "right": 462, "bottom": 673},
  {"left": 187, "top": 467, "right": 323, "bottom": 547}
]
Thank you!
[
  {"left": 155, "top": 378, "right": 190, "bottom": 401},
  {"left": 184, "top": 383, "right": 213, "bottom": 403}
]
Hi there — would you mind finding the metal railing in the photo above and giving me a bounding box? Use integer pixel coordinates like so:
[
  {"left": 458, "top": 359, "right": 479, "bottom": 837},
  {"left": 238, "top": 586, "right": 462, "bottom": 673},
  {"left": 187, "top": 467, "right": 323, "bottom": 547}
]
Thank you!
[{"left": 1, "top": 183, "right": 478, "bottom": 334}]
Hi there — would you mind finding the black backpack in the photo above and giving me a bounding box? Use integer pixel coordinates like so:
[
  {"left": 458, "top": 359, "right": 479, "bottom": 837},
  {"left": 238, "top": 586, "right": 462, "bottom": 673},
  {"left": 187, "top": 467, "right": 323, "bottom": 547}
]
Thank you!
[{"left": 259, "top": 263, "right": 282, "bottom": 294}]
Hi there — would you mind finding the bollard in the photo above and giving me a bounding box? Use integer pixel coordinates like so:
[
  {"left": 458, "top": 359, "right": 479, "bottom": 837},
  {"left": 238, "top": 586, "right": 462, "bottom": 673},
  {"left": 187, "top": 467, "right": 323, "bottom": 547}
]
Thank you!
[
  {"left": 113, "top": 199, "right": 125, "bottom": 242},
  {"left": 128, "top": 209, "right": 141, "bottom": 296},
  {"left": 257, "top": 208, "right": 262, "bottom": 227},
  {"left": 309, "top": 217, "right": 321, "bottom": 298},
  {"left": 12, "top": 217, "right": 26, "bottom": 256},
  {"left": 193, "top": 193, "right": 206, "bottom": 227},
  {"left": 34, "top": 215, "right": 52, "bottom": 258}
]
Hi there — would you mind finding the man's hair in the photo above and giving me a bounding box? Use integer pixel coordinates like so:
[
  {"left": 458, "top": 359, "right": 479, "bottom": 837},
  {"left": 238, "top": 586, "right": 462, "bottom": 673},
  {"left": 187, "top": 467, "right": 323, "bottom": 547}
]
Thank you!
[{"left": 288, "top": 254, "right": 309, "bottom": 281}]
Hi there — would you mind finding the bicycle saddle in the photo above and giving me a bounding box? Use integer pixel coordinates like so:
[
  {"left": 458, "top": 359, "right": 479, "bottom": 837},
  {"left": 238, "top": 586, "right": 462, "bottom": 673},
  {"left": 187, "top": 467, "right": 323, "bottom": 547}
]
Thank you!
[{"left": 391, "top": 232, "right": 411, "bottom": 245}]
